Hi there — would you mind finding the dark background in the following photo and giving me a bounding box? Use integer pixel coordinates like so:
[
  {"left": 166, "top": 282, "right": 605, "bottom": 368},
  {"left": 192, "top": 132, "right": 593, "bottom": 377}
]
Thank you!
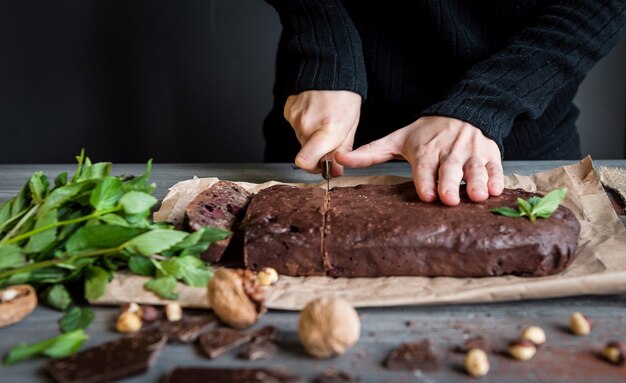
[{"left": 0, "top": 0, "right": 625, "bottom": 164}]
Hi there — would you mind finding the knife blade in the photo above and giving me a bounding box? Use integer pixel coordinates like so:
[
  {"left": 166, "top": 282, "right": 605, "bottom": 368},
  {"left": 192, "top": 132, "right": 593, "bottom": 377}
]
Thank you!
[{"left": 321, "top": 154, "right": 332, "bottom": 191}]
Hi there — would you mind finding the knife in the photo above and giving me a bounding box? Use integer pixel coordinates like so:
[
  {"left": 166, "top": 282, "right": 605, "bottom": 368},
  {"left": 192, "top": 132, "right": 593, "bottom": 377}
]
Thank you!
[{"left": 321, "top": 154, "right": 332, "bottom": 191}]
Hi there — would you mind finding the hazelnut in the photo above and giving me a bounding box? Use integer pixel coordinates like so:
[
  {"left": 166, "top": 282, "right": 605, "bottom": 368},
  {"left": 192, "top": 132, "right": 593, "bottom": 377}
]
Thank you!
[
  {"left": 140, "top": 305, "right": 159, "bottom": 323},
  {"left": 257, "top": 267, "right": 279, "bottom": 286},
  {"left": 0, "top": 285, "right": 37, "bottom": 328},
  {"left": 116, "top": 311, "right": 143, "bottom": 333},
  {"left": 208, "top": 268, "right": 266, "bottom": 329},
  {"left": 508, "top": 339, "right": 537, "bottom": 361},
  {"left": 465, "top": 348, "right": 489, "bottom": 378},
  {"left": 165, "top": 303, "right": 183, "bottom": 322},
  {"left": 120, "top": 302, "right": 142, "bottom": 315},
  {"left": 298, "top": 296, "right": 360, "bottom": 358},
  {"left": 602, "top": 341, "right": 625, "bottom": 365},
  {"left": 570, "top": 312, "right": 592, "bottom": 336},
  {"left": 521, "top": 326, "right": 546, "bottom": 346}
]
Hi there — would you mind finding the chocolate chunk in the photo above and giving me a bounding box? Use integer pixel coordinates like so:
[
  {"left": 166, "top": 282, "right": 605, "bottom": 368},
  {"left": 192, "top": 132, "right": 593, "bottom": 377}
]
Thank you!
[
  {"left": 198, "top": 327, "right": 252, "bottom": 359},
  {"left": 454, "top": 336, "right": 491, "bottom": 353},
  {"left": 160, "top": 314, "right": 217, "bottom": 343},
  {"left": 44, "top": 328, "right": 166, "bottom": 383},
  {"left": 314, "top": 369, "right": 360, "bottom": 383},
  {"left": 252, "top": 325, "right": 278, "bottom": 341},
  {"left": 383, "top": 339, "right": 438, "bottom": 371},
  {"left": 163, "top": 367, "right": 304, "bottom": 383},
  {"left": 237, "top": 339, "right": 278, "bottom": 361}
]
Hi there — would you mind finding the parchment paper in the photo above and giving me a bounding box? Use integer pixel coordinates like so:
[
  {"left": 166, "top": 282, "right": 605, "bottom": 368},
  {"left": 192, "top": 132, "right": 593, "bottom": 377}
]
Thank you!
[{"left": 92, "top": 157, "right": 626, "bottom": 310}]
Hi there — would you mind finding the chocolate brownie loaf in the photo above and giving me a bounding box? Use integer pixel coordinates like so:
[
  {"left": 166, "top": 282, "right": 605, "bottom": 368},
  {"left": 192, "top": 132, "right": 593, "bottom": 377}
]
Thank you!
[
  {"left": 243, "top": 185, "right": 326, "bottom": 276},
  {"left": 185, "top": 181, "right": 252, "bottom": 262},
  {"left": 244, "top": 182, "right": 580, "bottom": 278}
]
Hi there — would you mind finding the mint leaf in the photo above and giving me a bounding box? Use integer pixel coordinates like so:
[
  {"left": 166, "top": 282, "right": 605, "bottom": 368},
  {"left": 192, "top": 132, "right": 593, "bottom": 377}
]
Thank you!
[
  {"left": 123, "top": 230, "right": 188, "bottom": 256},
  {"left": 28, "top": 172, "right": 50, "bottom": 204},
  {"left": 23, "top": 208, "right": 58, "bottom": 254},
  {"left": 3, "top": 329, "right": 88, "bottom": 365},
  {"left": 144, "top": 276, "right": 179, "bottom": 300},
  {"left": 490, "top": 207, "right": 523, "bottom": 218},
  {"left": 89, "top": 177, "right": 123, "bottom": 211},
  {"left": 45, "top": 285, "right": 73, "bottom": 311},
  {"left": 128, "top": 255, "right": 155, "bottom": 276},
  {"left": 59, "top": 307, "right": 95, "bottom": 333},
  {"left": 66, "top": 225, "right": 147, "bottom": 255},
  {"left": 159, "top": 258, "right": 183, "bottom": 278},
  {"left": 98, "top": 213, "right": 129, "bottom": 227},
  {"left": 123, "top": 159, "right": 156, "bottom": 193},
  {"left": 176, "top": 256, "right": 212, "bottom": 287},
  {"left": 84, "top": 266, "right": 110, "bottom": 300},
  {"left": 119, "top": 191, "right": 157, "bottom": 215},
  {"left": 54, "top": 172, "right": 68, "bottom": 188},
  {"left": 516, "top": 198, "right": 533, "bottom": 219},
  {"left": 531, "top": 188, "right": 567, "bottom": 219},
  {"left": 0, "top": 245, "right": 26, "bottom": 270}
]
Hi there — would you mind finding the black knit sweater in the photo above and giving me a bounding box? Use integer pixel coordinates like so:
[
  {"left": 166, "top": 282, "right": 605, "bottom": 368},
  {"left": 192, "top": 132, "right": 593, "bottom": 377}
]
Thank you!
[{"left": 263, "top": 0, "right": 626, "bottom": 162}]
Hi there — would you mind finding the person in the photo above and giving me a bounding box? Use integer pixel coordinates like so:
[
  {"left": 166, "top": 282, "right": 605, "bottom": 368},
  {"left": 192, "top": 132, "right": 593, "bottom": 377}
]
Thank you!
[{"left": 262, "top": 0, "right": 626, "bottom": 206}]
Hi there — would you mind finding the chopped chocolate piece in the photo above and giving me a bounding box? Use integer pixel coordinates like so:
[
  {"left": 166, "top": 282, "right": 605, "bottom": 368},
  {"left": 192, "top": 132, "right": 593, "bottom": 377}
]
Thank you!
[
  {"left": 237, "top": 339, "right": 278, "bottom": 360},
  {"left": 454, "top": 336, "right": 491, "bottom": 353},
  {"left": 199, "top": 327, "right": 252, "bottom": 359},
  {"left": 185, "top": 181, "right": 252, "bottom": 262},
  {"left": 252, "top": 325, "right": 278, "bottom": 342},
  {"left": 160, "top": 315, "right": 217, "bottom": 343},
  {"left": 383, "top": 339, "right": 438, "bottom": 371},
  {"left": 314, "top": 369, "right": 360, "bottom": 383},
  {"left": 244, "top": 185, "right": 326, "bottom": 276},
  {"left": 44, "top": 328, "right": 166, "bottom": 383},
  {"left": 163, "top": 367, "right": 304, "bottom": 383}
]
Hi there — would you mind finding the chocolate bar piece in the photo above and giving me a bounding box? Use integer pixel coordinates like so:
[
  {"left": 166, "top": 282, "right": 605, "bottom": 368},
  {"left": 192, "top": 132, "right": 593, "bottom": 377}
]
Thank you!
[
  {"left": 185, "top": 181, "right": 252, "bottom": 262},
  {"left": 383, "top": 339, "right": 438, "bottom": 371},
  {"left": 159, "top": 315, "right": 217, "bottom": 343},
  {"left": 199, "top": 327, "right": 252, "bottom": 359},
  {"left": 314, "top": 369, "right": 361, "bottom": 383},
  {"left": 44, "top": 328, "right": 166, "bottom": 383},
  {"left": 163, "top": 367, "right": 304, "bottom": 383}
]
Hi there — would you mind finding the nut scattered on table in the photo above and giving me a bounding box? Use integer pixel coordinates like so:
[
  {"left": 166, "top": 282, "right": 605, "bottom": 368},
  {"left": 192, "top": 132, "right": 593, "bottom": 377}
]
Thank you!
[
  {"left": 298, "top": 296, "right": 360, "bottom": 358},
  {"left": 257, "top": 267, "right": 279, "bottom": 286},
  {"left": 0, "top": 284, "right": 37, "bottom": 328},
  {"left": 521, "top": 325, "right": 546, "bottom": 346},
  {"left": 465, "top": 348, "right": 489, "bottom": 378},
  {"left": 116, "top": 311, "right": 143, "bottom": 333},
  {"left": 602, "top": 341, "right": 625, "bottom": 365},
  {"left": 165, "top": 303, "right": 183, "bottom": 322},
  {"left": 140, "top": 305, "right": 159, "bottom": 322},
  {"left": 570, "top": 312, "right": 592, "bottom": 336},
  {"left": 208, "top": 268, "right": 266, "bottom": 329},
  {"left": 120, "top": 302, "right": 142, "bottom": 315},
  {"left": 508, "top": 339, "right": 537, "bottom": 361}
]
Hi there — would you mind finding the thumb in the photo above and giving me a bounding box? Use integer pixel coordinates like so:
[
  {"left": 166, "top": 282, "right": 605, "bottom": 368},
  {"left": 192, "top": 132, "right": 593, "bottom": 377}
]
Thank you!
[
  {"left": 295, "top": 129, "right": 344, "bottom": 172},
  {"left": 336, "top": 131, "right": 402, "bottom": 168}
]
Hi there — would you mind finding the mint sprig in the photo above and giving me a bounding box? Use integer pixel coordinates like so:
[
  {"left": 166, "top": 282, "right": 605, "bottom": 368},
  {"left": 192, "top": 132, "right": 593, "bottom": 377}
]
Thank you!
[{"left": 491, "top": 188, "right": 568, "bottom": 222}]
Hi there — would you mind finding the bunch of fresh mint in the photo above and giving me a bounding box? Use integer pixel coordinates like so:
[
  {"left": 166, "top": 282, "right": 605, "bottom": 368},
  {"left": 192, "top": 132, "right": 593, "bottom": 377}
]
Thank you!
[{"left": 0, "top": 150, "right": 229, "bottom": 307}]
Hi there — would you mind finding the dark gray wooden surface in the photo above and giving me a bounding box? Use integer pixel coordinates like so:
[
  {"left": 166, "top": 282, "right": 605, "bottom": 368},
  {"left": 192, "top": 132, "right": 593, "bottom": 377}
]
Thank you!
[{"left": 1, "top": 161, "right": 626, "bottom": 383}]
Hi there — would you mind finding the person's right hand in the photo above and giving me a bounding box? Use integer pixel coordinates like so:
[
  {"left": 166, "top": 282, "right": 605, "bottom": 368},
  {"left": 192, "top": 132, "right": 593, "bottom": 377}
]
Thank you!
[{"left": 284, "top": 90, "right": 361, "bottom": 176}]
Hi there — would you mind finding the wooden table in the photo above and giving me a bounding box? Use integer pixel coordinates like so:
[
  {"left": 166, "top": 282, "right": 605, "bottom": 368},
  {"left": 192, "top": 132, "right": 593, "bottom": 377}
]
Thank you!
[{"left": 1, "top": 161, "right": 625, "bottom": 383}]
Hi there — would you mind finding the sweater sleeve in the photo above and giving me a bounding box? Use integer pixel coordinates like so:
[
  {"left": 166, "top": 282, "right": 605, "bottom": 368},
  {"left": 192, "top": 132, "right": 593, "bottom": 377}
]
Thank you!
[
  {"left": 418, "top": 0, "right": 626, "bottom": 152},
  {"left": 266, "top": 0, "right": 367, "bottom": 99}
]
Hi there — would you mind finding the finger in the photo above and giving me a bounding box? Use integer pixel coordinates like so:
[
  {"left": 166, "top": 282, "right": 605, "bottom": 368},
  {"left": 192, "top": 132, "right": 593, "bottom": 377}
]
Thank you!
[
  {"left": 463, "top": 157, "right": 489, "bottom": 202},
  {"left": 335, "top": 132, "right": 400, "bottom": 168},
  {"left": 295, "top": 128, "right": 344, "bottom": 173},
  {"left": 486, "top": 160, "right": 505, "bottom": 196},
  {"left": 437, "top": 156, "right": 465, "bottom": 206},
  {"left": 411, "top": 157, "right": 439, "bottom": 203}
]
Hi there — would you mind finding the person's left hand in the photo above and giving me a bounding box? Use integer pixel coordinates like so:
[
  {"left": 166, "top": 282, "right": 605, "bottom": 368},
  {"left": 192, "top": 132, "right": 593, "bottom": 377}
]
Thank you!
[{"left": 335, "top": 116, "right": 504, "bottom": 206}]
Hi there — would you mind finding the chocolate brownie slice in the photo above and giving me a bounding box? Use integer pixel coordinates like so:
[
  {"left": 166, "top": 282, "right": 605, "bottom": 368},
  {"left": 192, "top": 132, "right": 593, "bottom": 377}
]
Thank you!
[
  {"left": 244, "top": 185, "right": 326, "bottom": 276},
  {"left": 185, "top": 181, "right": 252, "bottom": 262}
]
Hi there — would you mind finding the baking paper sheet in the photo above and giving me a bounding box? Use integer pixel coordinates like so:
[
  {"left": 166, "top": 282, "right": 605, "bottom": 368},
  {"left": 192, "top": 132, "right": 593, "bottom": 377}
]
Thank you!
[{"left": 92, "top": 157, "right": 626, "bottom": 310}]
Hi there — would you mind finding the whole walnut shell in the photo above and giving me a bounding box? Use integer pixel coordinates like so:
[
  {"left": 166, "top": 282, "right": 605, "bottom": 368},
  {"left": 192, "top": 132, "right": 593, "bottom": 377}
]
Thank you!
[
  {"left": 208, "top": 268, "right": 266, "bottom": 329},
  {"left": 0, "top": 284, "right": 37, "bottom": 328},
  {"left": 298, "top": 296, "right": 360, "bottom": 358}
]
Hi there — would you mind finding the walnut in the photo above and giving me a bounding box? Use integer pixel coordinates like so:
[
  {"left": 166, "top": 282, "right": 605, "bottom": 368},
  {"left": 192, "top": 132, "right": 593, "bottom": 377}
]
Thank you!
[
  {"left": 0, "top": 284, "right": 37, "bottom": 328},
  {"left": 298, "top": 297, "right": 360, "bottom": 358},
  {"left": 207, "top": 268, "right": 266, "bottom": 329}
]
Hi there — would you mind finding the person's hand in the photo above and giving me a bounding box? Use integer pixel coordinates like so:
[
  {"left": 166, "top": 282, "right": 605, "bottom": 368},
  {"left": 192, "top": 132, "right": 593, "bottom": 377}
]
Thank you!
[
  {"left": 336, "top": 116, "right": 504, "bottom": 206},
  {"left": 284, "top": 90, "right": 361, "bottom": 176}
]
